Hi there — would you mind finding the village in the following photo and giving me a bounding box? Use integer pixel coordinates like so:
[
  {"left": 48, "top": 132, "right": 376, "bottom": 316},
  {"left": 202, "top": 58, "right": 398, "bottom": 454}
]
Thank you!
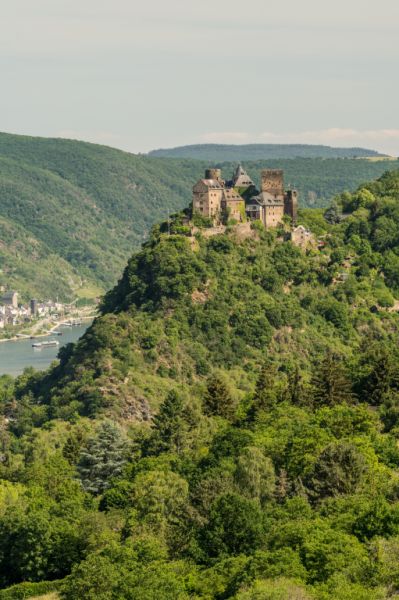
[{"left": 0, "top": 289, "right": 95, "bottom": 340}]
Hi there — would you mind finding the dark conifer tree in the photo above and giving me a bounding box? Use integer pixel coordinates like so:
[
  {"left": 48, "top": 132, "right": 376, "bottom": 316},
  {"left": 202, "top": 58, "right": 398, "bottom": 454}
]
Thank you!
[
  {"left": 311, "top": 350, "right": 355, "bottom": 407},
  {"left": 362, "top": 348, "right": 399, "bottom": 406},
  {"left": 286, "top": 365, "right": 309, "bottom": 407},
  {"left": 63, "top": 427, "right": 88, "bottom": 465},
  {"left": 247, "top": 362, "right": 279, "bottom": 421},
  {"left": 146, "top": 389, "right": 186, "bottom": 455},
  {"left": 307, "top": 442, "right": 367, "bottom": 500},
  {"left": 203, "top": 375, "right": 236, "bottom": 419}
]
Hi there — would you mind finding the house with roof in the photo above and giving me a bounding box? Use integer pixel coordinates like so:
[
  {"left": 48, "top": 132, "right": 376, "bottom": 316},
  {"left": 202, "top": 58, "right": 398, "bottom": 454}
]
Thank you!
[{"left": 289, "top": 225, "right": 316, "bottom": 249}]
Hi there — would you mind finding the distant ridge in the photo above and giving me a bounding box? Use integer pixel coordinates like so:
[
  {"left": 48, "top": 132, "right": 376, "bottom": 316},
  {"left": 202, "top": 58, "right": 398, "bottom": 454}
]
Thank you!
[{"left": 149, "top": 143, "right": 387, "bottom": 161}]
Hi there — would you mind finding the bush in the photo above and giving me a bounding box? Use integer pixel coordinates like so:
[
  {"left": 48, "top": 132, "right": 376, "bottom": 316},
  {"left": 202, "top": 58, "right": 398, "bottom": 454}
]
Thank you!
[{"left": 0, "top": 579, "right": 62, "bottom": 599}]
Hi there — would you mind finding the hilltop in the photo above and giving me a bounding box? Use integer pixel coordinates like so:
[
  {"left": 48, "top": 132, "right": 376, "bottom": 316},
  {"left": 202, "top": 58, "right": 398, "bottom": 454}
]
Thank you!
[
  {"left": 1, "top": 132, "right": 398, "bottom": 301},
  {"left": 149, "top": 142, "right": 389, "bottom": 161},
  {"left": 14, "top": 168, "right": 399, "bottom": 421},
  {"left": 1, "top": 171, "right": 399, "bottom": 597}
]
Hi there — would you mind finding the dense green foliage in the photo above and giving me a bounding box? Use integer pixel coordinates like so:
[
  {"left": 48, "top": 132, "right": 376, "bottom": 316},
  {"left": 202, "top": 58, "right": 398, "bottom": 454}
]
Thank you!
[
  {"left": 149, "top": 143, "right": 387, "bottom": 160},
  {"left": 3, "top": 171, "right": 399, "bottom": 597},
  {"left": 1, "top": 131, "right": 398, "bottom": 300}
]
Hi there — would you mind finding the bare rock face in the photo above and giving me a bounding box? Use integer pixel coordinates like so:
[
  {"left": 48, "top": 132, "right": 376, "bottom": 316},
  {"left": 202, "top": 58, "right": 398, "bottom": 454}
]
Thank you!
[{"left": 120, "top": 393, "right": 152, "bottom": 422}]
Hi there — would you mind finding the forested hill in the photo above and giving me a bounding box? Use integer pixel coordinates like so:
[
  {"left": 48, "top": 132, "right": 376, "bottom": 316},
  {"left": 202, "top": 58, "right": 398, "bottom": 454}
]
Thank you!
[
  {"left": 0, "top": 132, "right": 200, "bottom": 301},
  {"left": 149, "top": 142, "right": 388, "bottom": 160},
  {"left": 0, "top": 131, "right": 398, "bottom": 301},
  {"left": 3, "top": 171, "right": 399, "bottom": 598}
]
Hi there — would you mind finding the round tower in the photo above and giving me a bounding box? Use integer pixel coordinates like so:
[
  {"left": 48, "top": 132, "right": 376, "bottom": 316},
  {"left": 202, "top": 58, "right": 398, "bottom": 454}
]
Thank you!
[{"left": 205, "top": 168, "right": 222, "bottom": 181}]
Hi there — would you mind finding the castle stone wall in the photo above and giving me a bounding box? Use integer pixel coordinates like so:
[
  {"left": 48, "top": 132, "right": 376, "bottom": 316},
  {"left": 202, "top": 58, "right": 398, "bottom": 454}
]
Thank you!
[{"left": 261, "top": 169, "right": 284, "bottom": 197}]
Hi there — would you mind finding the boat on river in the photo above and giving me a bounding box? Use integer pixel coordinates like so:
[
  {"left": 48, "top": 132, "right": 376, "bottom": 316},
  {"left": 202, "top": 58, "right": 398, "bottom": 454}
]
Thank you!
[{"left": 32, "top": 340, "right": 60, "bottom": 349}]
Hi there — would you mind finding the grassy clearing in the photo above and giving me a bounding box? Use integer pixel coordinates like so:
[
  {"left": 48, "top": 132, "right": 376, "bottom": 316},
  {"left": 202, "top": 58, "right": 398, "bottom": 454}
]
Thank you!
[{"left": 75, "top": 283, "right": 104, "bottom": 300}]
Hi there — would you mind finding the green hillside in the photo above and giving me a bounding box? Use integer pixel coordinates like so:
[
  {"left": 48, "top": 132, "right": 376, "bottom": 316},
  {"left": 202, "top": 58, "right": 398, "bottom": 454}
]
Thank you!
[
  {"left": 0, "top": 131, "right": 398, "bottom": 302},
  {"left": 149, "top": 142, "right": 388, "bottom": 160},
  {"left": 0, "top": 132, "right": 199, "bottom": 301},
  {"left": 2, "top": 171, "right": 399, "bottom": 597}
]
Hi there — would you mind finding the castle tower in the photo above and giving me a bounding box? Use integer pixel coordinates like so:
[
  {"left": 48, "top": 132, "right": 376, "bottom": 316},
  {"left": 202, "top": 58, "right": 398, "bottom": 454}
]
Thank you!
[
  {"left": 284, "top": 190, "right": 298, "bottom": 224},
  {"left": 232, "top": 164, "right": 254, "bottom": 189},
  {"left": 205, "top": 168, "right": 223, "bottom": 183},
  {"left": 192, "top": 168, "right": 224, "bottom": 221},
  {"left": 261, "top": 169, "right": 284, "bottom": 199}
]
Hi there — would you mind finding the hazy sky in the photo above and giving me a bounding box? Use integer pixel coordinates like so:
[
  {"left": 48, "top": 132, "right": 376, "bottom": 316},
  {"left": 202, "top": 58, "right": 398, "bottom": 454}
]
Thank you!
[{"left": 1, "top": 0, "right": 399, "bottom": 154}]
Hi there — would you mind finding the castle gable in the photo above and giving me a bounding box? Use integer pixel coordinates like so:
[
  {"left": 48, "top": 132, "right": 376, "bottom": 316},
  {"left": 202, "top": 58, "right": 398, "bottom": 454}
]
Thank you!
[
  {"left": 250, "top": 191, "right": 284, "bottom": 206},
  {"left": 193, "top": 179, "right": 223, "bottom": 193},
  {"left": 223, "top": 188, "right": 243, "bottom": 203}
]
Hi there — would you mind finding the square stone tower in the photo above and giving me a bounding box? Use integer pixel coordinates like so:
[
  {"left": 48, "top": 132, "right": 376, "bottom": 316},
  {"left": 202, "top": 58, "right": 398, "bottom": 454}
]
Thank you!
[{"left": 261, "top": 169, "right": 284, "bottom": 199}]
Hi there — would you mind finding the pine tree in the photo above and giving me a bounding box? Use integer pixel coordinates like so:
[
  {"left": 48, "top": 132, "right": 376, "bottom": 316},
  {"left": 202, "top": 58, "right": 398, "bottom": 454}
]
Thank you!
[
  {"left": 307, "top": 442, "right": 367, "bottom": 500},
  {"left": 311, "top": 350, "right": 355, "bottom": 407},
  {"left": 77, "top": 421, "right": 127, "bottom": 495},
  {"left": 63, "top": 426, "right": 88, "bottom": 465},
  {"left": 247, "top": 362, "right": 279, "bottom": 421},
  {"left": 286, "top": 365, "right": 308, "bottom": 406},
  {"left": 203, "top": 374, "right": 236, "bottom": 419},
  {"left": 146, "top": 390, "right": 186, "bottom": 455},
  {"left": 363, "top": 349, "right": 399, "bottom": 406}
]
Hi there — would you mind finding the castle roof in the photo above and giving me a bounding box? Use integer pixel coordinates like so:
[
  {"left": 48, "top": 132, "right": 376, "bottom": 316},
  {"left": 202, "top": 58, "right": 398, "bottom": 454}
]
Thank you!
[
  {"left": 233, "top": 164, "right": 254, "bottom": 188},
  {"left": 193, "top": 179, "right": 224, "bottom": 191},
  {"left": 248, "top": 191, "right": 284, "bottom": 206},
  {"left": 223, "top": 188, "right": 243, "bottom": 203}
]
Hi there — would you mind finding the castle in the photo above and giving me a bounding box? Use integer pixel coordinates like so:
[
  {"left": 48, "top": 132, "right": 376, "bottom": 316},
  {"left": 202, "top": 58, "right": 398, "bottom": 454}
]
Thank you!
[{"left": 192, "top": 165, "right": 298, "bottom": 228}]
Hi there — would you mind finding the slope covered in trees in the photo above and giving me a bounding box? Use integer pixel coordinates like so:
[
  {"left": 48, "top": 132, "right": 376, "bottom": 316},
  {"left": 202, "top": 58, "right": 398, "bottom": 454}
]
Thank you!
[
  {"left": 0, "top": 131, "right": 398, "bottom": 300},
  {"left": 149, "top": 142, "right": 388, "bottom": 160},
  {"left": 2, "top": 170, "right": 399, "bottom": 598}
]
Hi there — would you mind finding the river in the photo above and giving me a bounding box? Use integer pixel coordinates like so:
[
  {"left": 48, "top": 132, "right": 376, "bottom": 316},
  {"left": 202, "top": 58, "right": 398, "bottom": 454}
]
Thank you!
[{"left": 0, "top": 323, "right": 90, "bottom": 377}]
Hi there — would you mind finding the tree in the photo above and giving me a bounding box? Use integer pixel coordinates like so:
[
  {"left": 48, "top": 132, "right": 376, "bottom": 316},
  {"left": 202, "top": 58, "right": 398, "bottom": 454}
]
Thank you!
[
  {"left": 311, "top": 351, "right": 355, "bottom": 407},
  {"left": 247, "top": 362, "right": 280, "bottom": 420},
  {"left": 324, "top": 201, "right": 342, "bottom": 224},
  {"left": 201, "top": 493, "right": 264, "bottom": 557},
  {"left": 131, "top": 469, "right": 189, "bottom": 534},
  {"left": 203, "top": 374, "right": 236, "bottom": 419},
  {"left": 235, "top": 577, "right": 312, "bottom": 600},
  {"left": 360, "top": 346, "right": 399, "bottom": 406},
  {"left": 145, "top": 390, "right": 186, "bottom": 455},
  {"left": 234, "top": 447, "right": 275, "bottom": 505},
  {"left": 307, "top": 442, "right": 367, "bottom": 501},
  {"left": 62, "top": 555, "right": 121, "bottom": 600},
  {"left": 63, "top": 425, "right": 90, "bottom": 465},
  {"left": 285, "top": 365, "right": 308, "bottom": 407},
  {"left": 78, "top": 421, "right": 127, "bottom": 495}
]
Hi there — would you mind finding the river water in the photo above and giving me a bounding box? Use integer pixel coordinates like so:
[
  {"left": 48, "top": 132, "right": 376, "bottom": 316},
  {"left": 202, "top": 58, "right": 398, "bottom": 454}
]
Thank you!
[{"left": 0, "top": 323, "right": 90, "bottom": 377}]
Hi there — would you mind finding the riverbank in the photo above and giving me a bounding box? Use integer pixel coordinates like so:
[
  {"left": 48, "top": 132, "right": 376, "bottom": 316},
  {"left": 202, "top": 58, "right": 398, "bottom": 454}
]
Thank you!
[
  {"left": 0, "top": 312, "right": 96, "bottom": 344},
  {"left": 0, "top": 322, "right": 91, "bottom": 377}
]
